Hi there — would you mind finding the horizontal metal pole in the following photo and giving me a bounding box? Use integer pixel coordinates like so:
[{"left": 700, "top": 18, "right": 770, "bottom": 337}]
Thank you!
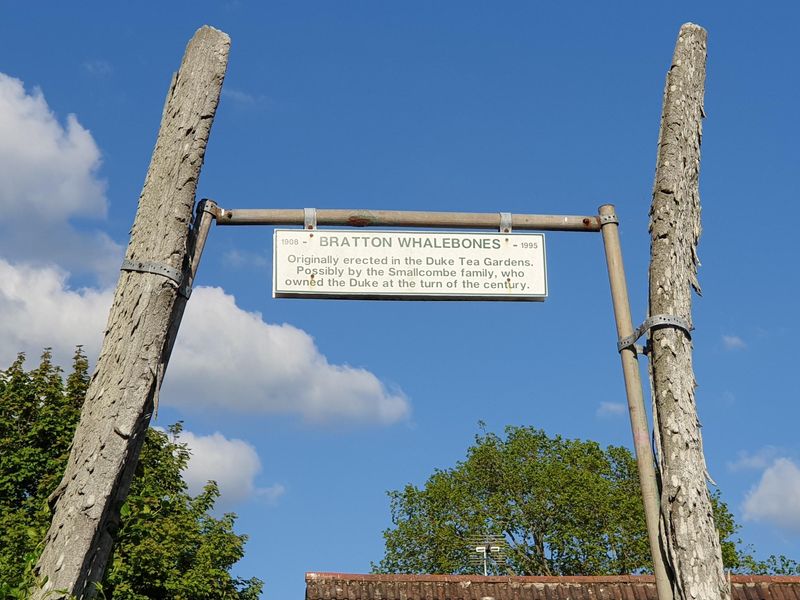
[{"left": 211, "top": 207, "right": 602, "bottom": 232}]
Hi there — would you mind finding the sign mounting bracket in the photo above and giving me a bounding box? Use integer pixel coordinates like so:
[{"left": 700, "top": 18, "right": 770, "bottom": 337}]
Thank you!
[
  {"left": 304, "top": 207, "right": 317, "bottom": 230},
  {"left": 499, "top": 212, "right": 512, "bottom": 233}
]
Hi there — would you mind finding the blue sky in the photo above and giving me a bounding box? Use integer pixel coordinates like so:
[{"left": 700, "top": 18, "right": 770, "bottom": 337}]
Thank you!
[{"left": 1, "top": 2, "right": 798, "bottom": 597}]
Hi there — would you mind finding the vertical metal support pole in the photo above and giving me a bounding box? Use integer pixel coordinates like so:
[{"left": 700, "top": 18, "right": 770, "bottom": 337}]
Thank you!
[
  {"left": 188, "top": 198, "right": 217, "bottom": 281},
  {"left": 599, "top": 204, "right": 672, "bottom": 600},
  {"left": 161, "top": 198, "right": 217, "bottom": 369}
]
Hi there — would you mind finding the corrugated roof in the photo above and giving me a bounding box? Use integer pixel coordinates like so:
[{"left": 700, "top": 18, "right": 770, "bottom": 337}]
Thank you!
[{"left": 305, "top": 572, "right": 800, "bottom": 600}]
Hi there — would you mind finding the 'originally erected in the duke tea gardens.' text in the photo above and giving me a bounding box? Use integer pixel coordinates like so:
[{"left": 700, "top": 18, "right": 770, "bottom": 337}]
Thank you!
[{"left": 273, "top": 230, "right": 547, "bottom": 301}]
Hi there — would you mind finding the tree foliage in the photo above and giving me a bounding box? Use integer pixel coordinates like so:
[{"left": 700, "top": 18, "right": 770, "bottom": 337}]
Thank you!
[
  {"left": 0, "top": 350, "right": 262, "bottom": 599},
  {"left": 102, "top": 424, "right": 263, "bottom": 600},
  {"left": 374, "top": 425, "right": 752, "bottom": 577},
  {"left": 0, "top": 349, "right": 83, "bottom": 592},
  {"left": 737, "top": 554, "right": 800, "bottom": 576}
]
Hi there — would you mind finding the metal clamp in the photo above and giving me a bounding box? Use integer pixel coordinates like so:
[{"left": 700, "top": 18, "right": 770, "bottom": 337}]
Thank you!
[
  {"left": 617, "top": 313, "right": 693, "bottom": 354},
  {"left": 600, "top": 213, "right": 619, "bottom": 225},
  {"left": 120, "top": 259, "right": 191, "bottom": 298},
  {"left": 304, "top": 207, "right": 317, "bottom": 230},
  {"left": 499, "top": 212, "right": 512, "bottom": 233},
  {"left": 198, "top": 198, "right": 218, "bottom": 217}
]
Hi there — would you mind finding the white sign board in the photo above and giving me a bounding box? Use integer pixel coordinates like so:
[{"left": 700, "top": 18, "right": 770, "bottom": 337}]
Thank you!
[{"left": 273, "top": 229, "right": 547, "bottom": 301}]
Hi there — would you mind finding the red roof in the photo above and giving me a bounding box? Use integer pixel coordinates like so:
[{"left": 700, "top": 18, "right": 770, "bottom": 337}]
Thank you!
[{"left": 306, "top": 572, "right": 800, "bottom": 600}]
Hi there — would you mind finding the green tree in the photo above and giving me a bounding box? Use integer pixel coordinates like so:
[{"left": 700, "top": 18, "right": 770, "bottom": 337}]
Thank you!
[
  {"left": 0, "top": 349, "right": 82, "bottom": 591},
  {"left": 0, "top": 350, "right": 262, "bottom": 599},
  {"left": 713, "top": 500, "right": 800, "bottom": 576},
  {"left": 737, "top": 554, "right": 800, "bottom": 576},
  {"left": 373, "top": 425, "right": 742, "bottom": 576},
  {"left": 103, "top": 424, "right": 262, "bottom": 600}
]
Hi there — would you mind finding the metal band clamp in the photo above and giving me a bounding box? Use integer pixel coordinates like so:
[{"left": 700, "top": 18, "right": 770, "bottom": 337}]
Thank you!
[
  {"left": 120, "top": 259, "right": 191, "bottom": 298},
  {"left": 617, "top": 313, "right": 692, "bottom": 354},
  {"left": 198, "top": 199, "right": 218, "bottom": 217},
  {"left": 304, "top": 207, "right": 317, "bottom": 230},
  {"left": 499, "top": 212, "right": 512, "bottom": 233},
  {"left": 600, "top": 213, "right": 619, "bottom": 225}
]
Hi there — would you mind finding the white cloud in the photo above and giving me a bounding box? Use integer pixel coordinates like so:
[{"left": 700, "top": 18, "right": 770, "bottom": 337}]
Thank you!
[
  {"left": 83, "top": 60, "right": 113, "bottom": 77},
  {"left": 223, "top": 248, "right": 270, "bottom": 269},
  {"left": 256, "top": 483, "right": 286, "bottom": 502},
  {"left": 0, "top": 73, "right": 105, "bottom": 219},
  {"left": 163, "top": 286, "right": 410, "bottom": 424},
  {"left": 0, "top": 260, "right": 409, "bottom": 425},
  {"left": 176, "top": 430, "right": 282, "bottom": 509},
  {"left": 0, "top": 72, "right": 409, "bottom": 427},
  {"left": 222, "top": 87, "right": 269, "bottom": 108},
  {"left": 596, "top": 401, "right": 626, "bottom": 417},
  {"left": 728, "top": 446, "right": 781, "bottom": 472},
  {"left": 743, "top": 458, "right": 800, "bottom": 532},
  {"left": 722, "top": 334, "right": 746, "bottom": 350},
  {"left": 0, "top": 72, "right": 121, "bottom": 282},
  {"left": 0, "top": 258, "right": 110, "bottom": 367}
]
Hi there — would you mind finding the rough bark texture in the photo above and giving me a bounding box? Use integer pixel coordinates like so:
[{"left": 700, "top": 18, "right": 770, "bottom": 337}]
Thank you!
[
  {"left": 649, "top": 24, "right": 729, "bottom": 600},
  {"left": 33, "top": 26, "right": 230, "bottom": 599}
]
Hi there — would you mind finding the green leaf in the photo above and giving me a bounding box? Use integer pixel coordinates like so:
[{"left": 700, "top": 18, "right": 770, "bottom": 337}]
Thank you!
[
  {"left": 373, "top": 424, "right": 763, "bottom": 577},
  {"left": 0, "top": 348, "right": 263, "bottom": 599}
]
